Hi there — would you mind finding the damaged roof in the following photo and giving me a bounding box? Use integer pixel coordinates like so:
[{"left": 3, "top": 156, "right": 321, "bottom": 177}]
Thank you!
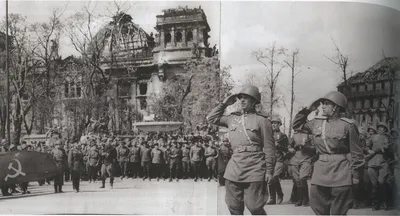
[{"left": 338, "top": 57, "right": 400, "bottom": 87}]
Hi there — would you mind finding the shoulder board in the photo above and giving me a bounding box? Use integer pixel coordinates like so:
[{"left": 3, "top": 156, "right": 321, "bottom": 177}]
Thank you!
[
  {"left": 314, "top": 116, "right": 327, "bottom": 120},
  {"left": 340, "top": 117, "right": 356, "bottom": 125},
  {"left": 256, "top": 112, "right": 269, "bottom": 118}
]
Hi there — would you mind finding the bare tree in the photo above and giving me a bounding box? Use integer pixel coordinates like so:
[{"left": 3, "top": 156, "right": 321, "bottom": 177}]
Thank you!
[
  {"left": 284, "top": 50, "right": 299, "bottom": 138},
  {"left": 252, "top": 42, "right": 287, "bottom": 117},
  {"left": 325, "top": 37, "right": 350, "bottom": 93}
]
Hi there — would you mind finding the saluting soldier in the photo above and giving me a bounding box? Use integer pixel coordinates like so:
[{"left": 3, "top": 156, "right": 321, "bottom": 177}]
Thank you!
[
  {"left": 366, "top": 122, "right": 392, "bottom": 211},
  {"left": 217, "top": 138, "right": 233, "bottom": 186},
  {"left": 287, "top": 129, "right": 316, "bottom": 207},
  {"left": 267, "top": 116, "right": 289, "bottom": 205},
  {"left": 292, "top": 91, "right": 364, "bottom": 215},
  {"left": 87, "top": 143, "right": 100, "bottom": 183},
  {"left": 140, "top": 141, "right": 152, "bottom": 181},
  {"left": 207, "top": 85, "right": 275, "bottom": 215}
]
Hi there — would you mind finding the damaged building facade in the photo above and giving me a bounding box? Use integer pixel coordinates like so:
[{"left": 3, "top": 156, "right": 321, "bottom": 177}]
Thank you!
[{"left": 337, "top": 57, "right": 400, "bottom": 130}]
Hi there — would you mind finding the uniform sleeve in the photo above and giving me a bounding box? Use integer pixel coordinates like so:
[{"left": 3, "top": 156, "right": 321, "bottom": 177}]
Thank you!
[
  {"left": 206, "top": 104, "right": 229, "bottom": 127},
  {"left": 292, "top": 108, "right": 314, "bottom": 134},
  {"left": 260, "top": 118, "right": 276, "bottom": 176},
  {"left": 68, "top": 150, "right": 73, "bottom": 168},
  {"left": 348, "top": 124, "right": 365, "bottom": 181}
]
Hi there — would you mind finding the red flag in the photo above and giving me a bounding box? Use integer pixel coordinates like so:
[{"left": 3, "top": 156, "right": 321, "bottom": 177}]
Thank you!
[{"left": 0, "top": 151, "right": 62, "bottom": 187}]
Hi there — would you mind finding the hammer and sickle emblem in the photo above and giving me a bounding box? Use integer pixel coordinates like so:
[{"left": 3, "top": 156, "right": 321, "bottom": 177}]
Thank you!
[{"left": 4, "top": 159, "right": 26, "bottom": 181}]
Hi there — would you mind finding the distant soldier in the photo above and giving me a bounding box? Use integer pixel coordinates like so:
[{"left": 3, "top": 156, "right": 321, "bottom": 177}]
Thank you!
[
  {"left": 390, "top": 128, "right": 400, "bottom": 213},
  {"left": 51, "top": 140, "right": 68, "bottom": 193},
  {"left": 87, "top": 144, "right": 100, "bottom": 183},
  {"left": 117, "top": 140, "right": 130, "bottom": 179},
  {"left": 129, "top": 141, "right": 141, "bottom": 179},
  {"left": 292, "top": 91, "right": 364, "bottom": 215},
  {"left": 151, "top": 143, "right": 164, "bottom": 181},
  {"left": 267, "top": 116, "right": 289, "bottom": 205},
  {"left": 205, "top": 141, "right": 218, "bottom": 182},
  {"left": 207, "top": 85, "right": 275, "bottom": 215},
  {"left": 288, "top": 130, "right": 316, "bottom": 207},
  {"left": 100, "top": 140, "right": 117, "bottom": 189},
  {"left": 169, "top": 140, "right": 182, "bottom": 182},
  {"left": 366, "top": 122, "right": 392, "bottom": 211},
  {"left": 363, "top": 125, "right": 377, "bottom": 207},
  {"left": 181, "top": 142, "right": 191, "bottom": 179},
  {"left": 68, "top": 142, "right": 85, "bottom": 193},
  {"left": 140, "top": 141, "right": 152, "bottom": 181},
  {"left": 190, "top": 139, "right": 204, "bottom": 182},
  {"left": 217, "top": 138, "right": 233, "bottom": 186}
]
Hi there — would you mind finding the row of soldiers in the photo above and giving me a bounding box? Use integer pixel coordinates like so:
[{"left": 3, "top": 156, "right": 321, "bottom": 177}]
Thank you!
[
  {"left": 266, "top": 115, "right": 400, "bottom": 212},
  {"left": 30, "top": 131, "right": 235, "bottom": 190}
]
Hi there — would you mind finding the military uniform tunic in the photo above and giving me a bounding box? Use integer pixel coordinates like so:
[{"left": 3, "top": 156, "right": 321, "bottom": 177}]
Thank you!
[{"left": 207, "top": 104, "right": 275, "bottom": 183}]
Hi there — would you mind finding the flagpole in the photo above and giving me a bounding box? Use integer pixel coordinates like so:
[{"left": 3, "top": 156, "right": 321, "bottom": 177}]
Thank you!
[{"left": 6, "top": 0, "right": 10, "bottom": 146}]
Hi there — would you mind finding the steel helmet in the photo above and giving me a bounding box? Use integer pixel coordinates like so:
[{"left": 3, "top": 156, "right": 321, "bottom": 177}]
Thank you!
[
  {"left": 377, "top": 122, "right": 389, "bottom": 132},
  {"left": 271, "top": 116, "right": 282, "bottom": 125},
  {"left": 238, "top": 85, "right": 261, "bottom": 104},
  {"left": 367, "top": 125, "right": 377, "bottom": 133},
  {"left": 318, "top": 91, "right": 348, "bottom": 109}
]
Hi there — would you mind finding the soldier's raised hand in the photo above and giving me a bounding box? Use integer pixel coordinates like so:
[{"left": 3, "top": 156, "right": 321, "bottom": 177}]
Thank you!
[
  {"left": 307, "top": 99, "right": 320, "bottom": 111},
  {"left": 222, "top": 94, "right": 237, "bottom": 106}
]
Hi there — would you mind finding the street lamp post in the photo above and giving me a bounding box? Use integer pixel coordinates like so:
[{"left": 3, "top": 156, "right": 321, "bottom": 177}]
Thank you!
[{"left": 5, "top": 0, "right": 10, "bottom": 145}]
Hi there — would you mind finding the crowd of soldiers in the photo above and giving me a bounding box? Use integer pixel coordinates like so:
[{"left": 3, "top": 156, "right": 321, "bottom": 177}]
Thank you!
[{"left": 0, "top": 128, "right": 235, "bottom": 195}]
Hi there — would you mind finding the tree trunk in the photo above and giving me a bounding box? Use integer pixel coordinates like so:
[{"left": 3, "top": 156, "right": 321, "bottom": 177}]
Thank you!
[
  {"left": 13, "top": 99, "right": 22, "bottom": 145},
  {"left": 0, "top": 105, "right": 6, "bottom": 138},
  {"left": 289, "top": 52, "right": 296, "bottom": 138}
]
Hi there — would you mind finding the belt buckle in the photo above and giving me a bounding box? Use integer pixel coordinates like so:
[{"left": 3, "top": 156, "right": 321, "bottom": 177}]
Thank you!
[{"left": 237, "top": 146, "right": 245, "bottom": 153}]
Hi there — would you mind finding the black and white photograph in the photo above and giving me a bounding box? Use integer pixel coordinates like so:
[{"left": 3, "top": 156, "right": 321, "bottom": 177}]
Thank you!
[{"left": 0, "top": 0, "right": 399, "bottom": 215}]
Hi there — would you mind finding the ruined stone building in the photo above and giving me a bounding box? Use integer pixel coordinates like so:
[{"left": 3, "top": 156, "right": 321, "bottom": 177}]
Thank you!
[{"left": 337, "top": 57, "right": 400, "bottom": 129}]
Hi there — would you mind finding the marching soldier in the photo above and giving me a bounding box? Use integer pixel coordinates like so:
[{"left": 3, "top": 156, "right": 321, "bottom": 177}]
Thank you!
[
  {"left": 363, "top": 125, "right": 377, "bottom": 207},
  {"left": 117, "top": 140, "right": 130, "bottom": 179},
  {"left": 292, "top": 91, "right": 364, "bottom": 215},
  {"left": 205, "top": 141, "right": 218, "bottom": 182},
  {"left": 68, "top": 141, "right": 85, "bottom": 193},
  {"left": 287, "top": 129, "right": 316, "bottom": 207},
  {"left": 151, "top": 143, "right": 164, "bottom": 181},
  {"left": 51, "top": 140, "right": 68, "bottom": 193},
  {"left": 129, "top": 141, "right": 141, "bottom": 179},
  {"left": 366, "top": 122, "right": 392, "bottom": 211},
  {"left": 169, "top": 140, "right": 182, "bottom": 182},
  {"left": 190, "top": 139, "right": 204, "bottom": 182},
  {"left": 181, "top": 142, "right": 191, "bottom": 179},
  {"left": 217, "top": 138, "right": 233, "bottom": 186},
  {"left": 207, "top": 85, "right": 275, "bottom": 215},
  {"left": 267, "top": 116, "right": 289, "bottom": 205},
  {"left": 100, "top": 140, "right": 117, "bottom": 189}
]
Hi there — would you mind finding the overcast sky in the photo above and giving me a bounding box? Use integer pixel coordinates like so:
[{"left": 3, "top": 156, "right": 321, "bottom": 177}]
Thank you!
[{"left": 1, "top": 0, "right": 400, "bottom": 129}]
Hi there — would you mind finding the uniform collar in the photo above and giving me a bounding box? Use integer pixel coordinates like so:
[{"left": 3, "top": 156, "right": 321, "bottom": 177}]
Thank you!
[{"left": 242, "top": 108, "right": 256, "bottom": 115}]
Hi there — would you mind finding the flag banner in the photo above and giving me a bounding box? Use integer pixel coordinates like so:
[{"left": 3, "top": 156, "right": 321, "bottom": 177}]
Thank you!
[{"left": 0, "top": 151, "right": 62, "bottom": 187}]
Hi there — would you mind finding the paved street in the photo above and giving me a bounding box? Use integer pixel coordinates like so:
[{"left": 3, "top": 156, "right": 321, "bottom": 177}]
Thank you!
[{"left": 0, "top": 179, "right": 397, "bottom": 215}]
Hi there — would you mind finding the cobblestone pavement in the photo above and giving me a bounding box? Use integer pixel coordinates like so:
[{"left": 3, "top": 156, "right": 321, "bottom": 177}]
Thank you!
[{"left": 0, "top": 179, "right": 397, "bottom": 215}]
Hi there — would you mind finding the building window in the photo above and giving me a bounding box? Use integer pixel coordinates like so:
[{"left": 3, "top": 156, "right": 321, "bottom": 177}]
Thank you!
[
  {"left": 118, "top": 81, "right": 131, "bottom": 97},
  {"left": 139, "top": 83, "right": 147, "bottom": 95},
  {"left": 186, "top": 31, "right": 193, "bottom": 42},
  {"left": 367, "top": 83, "right": 373, "bottom": 91},
  {"left": 356, "top": 100, "right": 362, "bottom": 109},
  {"left": 364, "top": 99, "right": 370, "bottom": 108},
  {"left": 348, "top": 101, "right": 353, "bottom": 109},
  {"left": 64, "top": 81, "right": 82, "bottom": 99},
  {"left": 376, "top": 82, "right": 382, "bottom": 90},
  {"left": 373, "top": 98, "right": 380, "bottom": 108},
  {"left": 165, "top": 33, "right": 171, "bottom": 43},
  {"left": 369, "top": 99, "right": 373, "bottom": 108},
  {"left": 359, "top": 84, "right": 366, "bottom": 92},
  {"left": 351, "top": 86, "right": 357, "bottom": 92},
  {"left": 176, "top": 32, "right": 182, "bottom": 42}
]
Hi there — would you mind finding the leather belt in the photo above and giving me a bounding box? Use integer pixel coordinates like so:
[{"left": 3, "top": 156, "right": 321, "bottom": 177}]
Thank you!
[
  {"left": 233, "top": 145, "right": 262, "bottom": 153},
  {"left": 319, "top": 153, "right": 350, "bottom": 162}
]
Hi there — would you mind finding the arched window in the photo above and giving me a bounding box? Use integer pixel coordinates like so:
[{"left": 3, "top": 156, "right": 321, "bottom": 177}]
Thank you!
[
  {"left": 176, "top": 32, "right": 182, "bottom": 42},
  {"left": 186, "top": 31, "right": 193, "bottom": 42},
  {"left": 165, "top": 33, "right": 171, "bottom": 43}
]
